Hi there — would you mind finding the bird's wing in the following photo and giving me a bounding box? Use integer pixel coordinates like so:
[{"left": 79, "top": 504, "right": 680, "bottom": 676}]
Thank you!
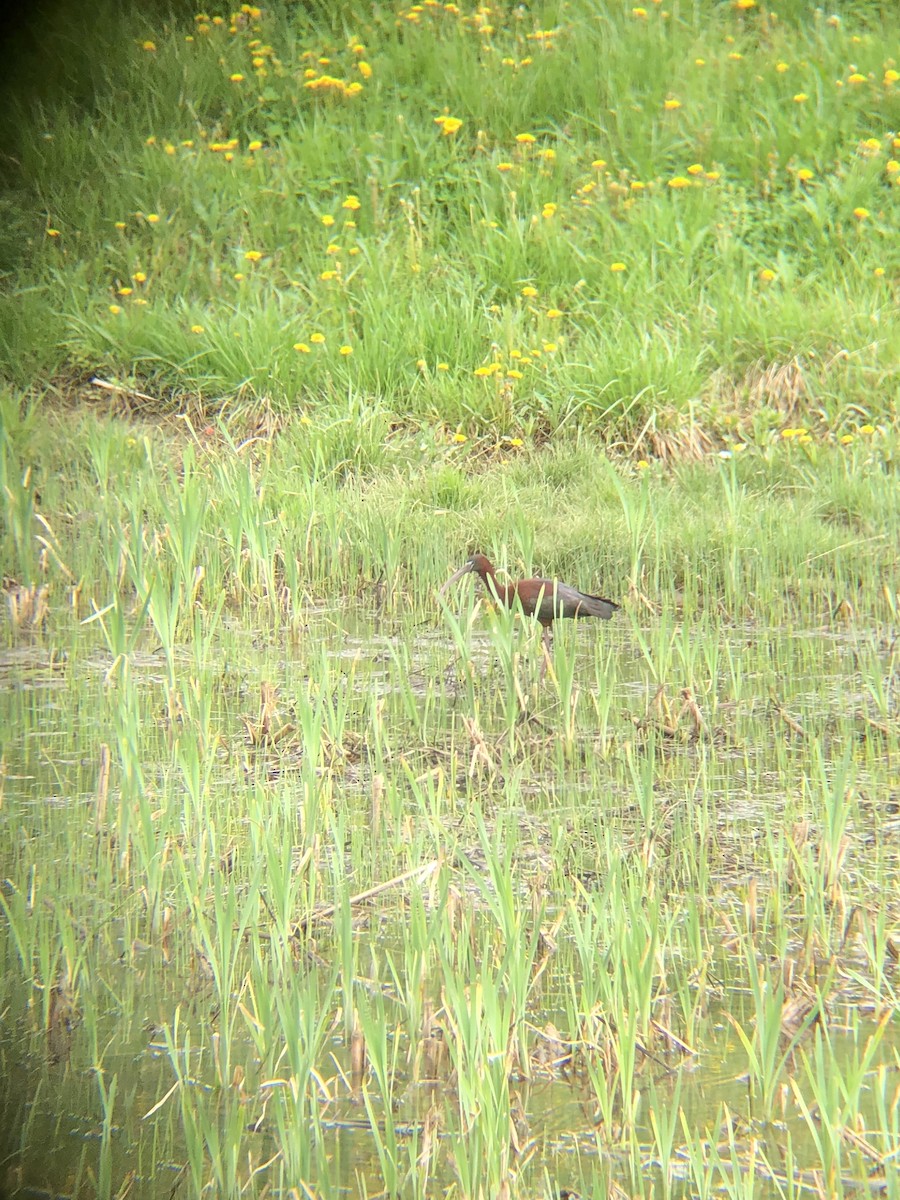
[{"left": 534, "top": 581, "right": 618, "bottom": 621}]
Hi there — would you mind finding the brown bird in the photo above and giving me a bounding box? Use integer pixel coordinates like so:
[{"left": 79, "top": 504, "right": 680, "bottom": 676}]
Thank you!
[{"left": 440, "top": 553, "right": 618, "bottom": 670}]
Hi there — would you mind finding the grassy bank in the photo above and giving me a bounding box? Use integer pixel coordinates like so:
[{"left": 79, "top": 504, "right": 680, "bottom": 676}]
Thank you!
[{"left": 0, "top": 0, "right": 897, "bottom": 438}]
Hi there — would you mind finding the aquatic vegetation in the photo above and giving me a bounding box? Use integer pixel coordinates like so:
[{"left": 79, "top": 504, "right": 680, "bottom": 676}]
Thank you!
[{"left": 1, "top": 401, "right": 899, "bottom": 1197}]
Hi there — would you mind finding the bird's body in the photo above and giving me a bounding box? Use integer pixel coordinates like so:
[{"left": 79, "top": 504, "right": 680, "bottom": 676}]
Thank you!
[{"left": 440, "top": 553, "right": 618, "bottom": 670}]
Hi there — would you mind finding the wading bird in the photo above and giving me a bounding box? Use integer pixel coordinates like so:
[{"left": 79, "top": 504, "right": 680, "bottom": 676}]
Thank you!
[{"left": 440, "top": 553, "right": 619, "bottom": 674}]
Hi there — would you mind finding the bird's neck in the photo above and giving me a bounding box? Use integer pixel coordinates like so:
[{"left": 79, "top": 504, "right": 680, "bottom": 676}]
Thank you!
[{"left": 478, "top": 567, "right": 511, "bottom": 606}]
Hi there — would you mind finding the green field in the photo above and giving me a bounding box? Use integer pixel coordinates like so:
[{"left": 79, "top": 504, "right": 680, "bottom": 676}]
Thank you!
[{"left": 1, "top": 0, "right": 899, "bottom": 1197}]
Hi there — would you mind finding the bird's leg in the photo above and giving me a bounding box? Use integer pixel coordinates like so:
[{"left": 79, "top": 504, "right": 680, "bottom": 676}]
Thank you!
[{"left": 540, "top": 626, "right": 553, "bottom": 681}]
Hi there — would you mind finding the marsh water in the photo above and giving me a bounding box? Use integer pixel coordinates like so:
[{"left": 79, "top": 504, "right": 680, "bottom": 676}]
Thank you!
[{"left": 2, "top": 603, "right": 898, "bottom": 1199}]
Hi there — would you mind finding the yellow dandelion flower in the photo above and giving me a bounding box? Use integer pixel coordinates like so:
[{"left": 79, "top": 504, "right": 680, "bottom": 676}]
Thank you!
[
  {"left": 320, "top": 270, "right": 337, "bottom": 280},
  {"left": 146, "top": 213, "right": 160, "bottom": 224},
  {"left": 706, "top": 170, "right": 721, "bottom": 180},
  {"left": 142, "top": 40, "right": 156, "bottom": 51},
  {"left": 230, "top": 73, "right": 244, "bottom": 82},
  {"left": 632, "top": 6, "right": 647, "bottom": 17},
  {"left": 668, "top": 176, "right": 691, "bottom": 188},
  {"left": 636, "top": 459, "right": 650, "bottom": 469},
  {"left": 793, "top": 92, "right": 808, "bottom": 103},
  {"left": 474, "top": 366, "right": 491, "bottom": 376},
  {"left": 497, "top": 161, "right": 513, "bottom": 172},
  {"left": 516, "top": 132, "right": 536, "bottom": 144},
  {"left": 840, "top": 434, "right": 853, "bottom": 444},
  {"left": 164, "top": 143, "right": 176, "bottom": 156},
  {"left": 848, "top": 72, "right": 865, "bottom": 84},
  {"left": 248, "top": 140, "right": 262, "bottom": 151},
  {"left": 759, "top": 268, "right": 776, "bottom": 281},
  {"left": 233, "top": 272, "right": 245, "bottom": 281},
  {"left": 776, "top": 62, "right": 789, "bottom": 73},
  {"left": 343, "top": 195, "right": 361, "bottom": 210},
  {"left": 630, "top": 180, "right": 645, "bottom": 191},
  {"left": 873, "top": 267, "right": 885, "bottom": 277},
  {"left": 591, "top": 158, "right": 607, "bottom": 169},
  {"left": 46, "top": 228, "right": 60, "bottom": 237},
  {"left": 439, "top": 116, "right": 463, "bottom": 136},
  {"left": 310, "top": 332, "right": 326, "bottom": 344},
  {"left": 358, "top": 61, "right": 372, "bottom": 79},
  {"left": 886, "top": 160, "right": 899, "bottom": 174},
  {"left": 852, "top": 206, "right": 870, "bottom": 219},
  {"left": 860, "top": 423, "right": 875, "bottom": 434},
  {"left": 133, "top": 271, "right": 147, "bottom": 283},
  {"left": 108, "top": 304, "right": 122, "bottom": 314},
  {"left": 507, "top": 369, "right": 524, "bottom": 379},
  {"left": 118, "top": 286, "right": 133, "bottom": 296},
  {"left": 339, "top": 344, "right": 353, "bottom": 355},
  {"left": 541, "top": 202, "right": 558, "bottom": 218},
  {"left": 542, "top": 341, "right": 558, "bottom": 352},
  {"left": 546, "top": 307, "right": 562, "bottom": 318},
  {"left": 453, "top": 431, "right": 467, "bottom": 443},
  {"left": 521, "top": 286, "right": 538, "bottom": 297},
  {"left": 115, "top": 221, "right": 126, "bottom": 230},
  {"left": 694, "top": 58, "right": 705, "bottom": 67},
  {"left": 797, "top": 167, "right": 814, "bottom": 181},
  {"left": 687, "top": 163, "right": 703, "bottom": 175},
  {"left": 885, "top": 69, "right": 899, "bottom": 85},
  {"left": 245, "top": 250, "right": 263, "bottom": 261},
  {"left": 437, "top": 362, "right": 449, "bottom": 371},
  {"left": 728, "top": 51, "right": 743, "bottom": 60},
  {"left": 863, "top": 137, "right": 881, "bottom": 152},
  {"left": 610, "top": 262, "right": 626, "bottom": 272},
  {"left": 294, "top": 343, "right": 311, "bottom": 353},
  {"left": 663, "top": 97, "right": 682, "bottom": 110},
  {"left": 190, "top": 323, "right": 204, "bottom": 333}
]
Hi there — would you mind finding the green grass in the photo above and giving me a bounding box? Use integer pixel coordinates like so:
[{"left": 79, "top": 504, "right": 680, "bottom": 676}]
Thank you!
[
  {"left": 1, "top": 1, "right": 899, "bottom": 1196},
  {"left": 0, "top": 0, "right": 897, "bottom": 436}
]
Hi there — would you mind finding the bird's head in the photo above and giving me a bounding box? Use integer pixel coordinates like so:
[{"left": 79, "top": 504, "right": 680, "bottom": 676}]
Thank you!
[{"left": 439, "top": 552, "right": 493, "bottom": 594}]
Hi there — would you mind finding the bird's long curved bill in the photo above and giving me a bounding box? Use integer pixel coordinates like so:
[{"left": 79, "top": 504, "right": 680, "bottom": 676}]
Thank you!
[{"left": 438, "top": 563, "right": 474, "bottom": 596}]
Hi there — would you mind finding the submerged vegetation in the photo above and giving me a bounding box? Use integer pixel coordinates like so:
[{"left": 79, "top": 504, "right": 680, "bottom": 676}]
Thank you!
[
  {"left": 1, "top": 394, "right": 898, "bottom": 1198},
  {"left": 0, "top": 0, "right": 899, "bottom": 1197}
]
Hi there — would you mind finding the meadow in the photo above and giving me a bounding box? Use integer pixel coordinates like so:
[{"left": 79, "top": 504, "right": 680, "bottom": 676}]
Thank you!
[{"left": 1, "top": 0, "right": 899, "bottom": 1197}]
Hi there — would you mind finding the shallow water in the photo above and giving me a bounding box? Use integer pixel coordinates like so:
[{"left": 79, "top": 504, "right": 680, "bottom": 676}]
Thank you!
[{"left": 1, "top": 605, "right": 898, "bottom": 1198}]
